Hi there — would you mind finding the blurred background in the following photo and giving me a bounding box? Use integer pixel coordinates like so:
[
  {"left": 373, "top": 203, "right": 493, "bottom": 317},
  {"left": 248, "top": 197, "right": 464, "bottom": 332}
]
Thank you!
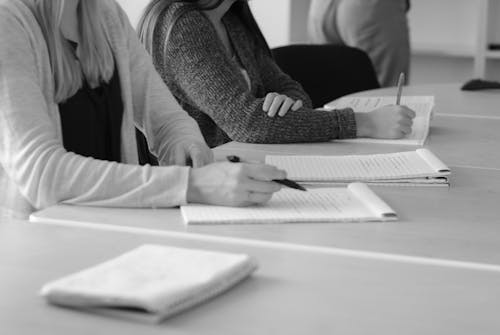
[{"left": 117, "top": 0, "right": 500, "bottom": 85}]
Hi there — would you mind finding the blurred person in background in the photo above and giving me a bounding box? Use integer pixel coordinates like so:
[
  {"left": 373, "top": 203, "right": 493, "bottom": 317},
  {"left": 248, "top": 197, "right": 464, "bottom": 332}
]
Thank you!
[{"left": 309, "top": 0, "right": 411, "bottom": 87}]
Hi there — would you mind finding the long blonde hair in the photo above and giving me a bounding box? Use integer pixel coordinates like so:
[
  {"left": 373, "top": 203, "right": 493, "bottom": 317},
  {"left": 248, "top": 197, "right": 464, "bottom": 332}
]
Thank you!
[{"left": 31, "top": 0, "right": 114, "bottom": 102}]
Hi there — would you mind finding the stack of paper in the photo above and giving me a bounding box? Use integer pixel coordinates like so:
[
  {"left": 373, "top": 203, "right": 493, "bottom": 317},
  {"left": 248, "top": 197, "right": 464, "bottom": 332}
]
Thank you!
[
  {"left": 181, "top": 183, "right": 397, "bottom": 225},
  {"left": 265, "top": 149, "right": 450, "bottom": 186},
  {"left": 40, "top": 245, "right": 257, "bottom": 323},
  {"left": 325, "top": 96, "right": 435, "bottom": 145}
]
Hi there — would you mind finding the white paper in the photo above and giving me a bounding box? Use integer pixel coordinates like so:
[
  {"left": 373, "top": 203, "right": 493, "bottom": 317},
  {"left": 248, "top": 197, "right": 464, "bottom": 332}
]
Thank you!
[
  {"left": 265, "top": 150, "right": 450, "bottom": 182},
  {"left": 325, "top": 96, "right": 434, "bottom": 145},
  {"left": 416, "top": 148, "right": 450, "bottom": 173},
  {"left": 348, "top": 183, "right": 397, "bottom": 218},
  {"left": 181, "top": 185, "right": 397, "bottom": 225}
]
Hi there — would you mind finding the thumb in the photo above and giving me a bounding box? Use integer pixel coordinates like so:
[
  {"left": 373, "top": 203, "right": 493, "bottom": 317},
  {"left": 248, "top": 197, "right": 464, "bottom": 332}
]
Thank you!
[
  {"left": 174, "top": 146, "right": 188, "bottom": 166},
  {"left": 190, "top": 148, "right": 203, "bottom": 168}
]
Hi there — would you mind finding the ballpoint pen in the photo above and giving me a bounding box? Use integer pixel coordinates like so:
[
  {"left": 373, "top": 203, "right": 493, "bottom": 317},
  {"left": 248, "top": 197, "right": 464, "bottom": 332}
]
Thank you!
[
  {"left": 396, "top": 72, "right": 405, "bottom": 105},
  {"left": 226, "top": 155, "right": 307, "bottom": 191}
]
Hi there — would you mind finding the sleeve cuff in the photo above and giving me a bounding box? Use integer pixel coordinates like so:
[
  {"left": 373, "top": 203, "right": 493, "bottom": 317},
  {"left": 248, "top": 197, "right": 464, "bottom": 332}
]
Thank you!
[
  {"left": 335, "top": 108, "right": 357, "bottom": 139},
  {"left": 150, "top": 165, "right": 191, "bottom": 207}
]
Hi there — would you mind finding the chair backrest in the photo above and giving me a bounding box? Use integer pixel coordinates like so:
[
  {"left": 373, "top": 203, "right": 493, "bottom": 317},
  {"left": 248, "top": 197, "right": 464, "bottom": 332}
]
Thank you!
[{"left": 272, "top": 44, "right": 380, "bottom": 108}]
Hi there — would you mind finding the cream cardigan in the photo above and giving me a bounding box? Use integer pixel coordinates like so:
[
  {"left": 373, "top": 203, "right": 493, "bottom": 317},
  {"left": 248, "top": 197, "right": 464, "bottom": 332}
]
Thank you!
[{"left": 0, "top": 0, "right": 205, "bottom": 219}]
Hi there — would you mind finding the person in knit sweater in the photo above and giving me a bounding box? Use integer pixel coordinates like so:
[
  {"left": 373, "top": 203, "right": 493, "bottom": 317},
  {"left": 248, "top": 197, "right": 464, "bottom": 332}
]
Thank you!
[
  {"left": 0, "top": 0, "right": 286, "bottom": 219},
  {"left": 138, "top": 0, "right": 416, "bottom": 148}
]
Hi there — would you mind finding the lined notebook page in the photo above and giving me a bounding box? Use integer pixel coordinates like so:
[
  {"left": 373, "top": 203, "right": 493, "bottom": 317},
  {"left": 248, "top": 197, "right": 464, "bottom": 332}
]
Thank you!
[
  {"left": 325, "top": 96, "right": 434, "bottom": 145},
  {"left": 265, "top": 149, "right": 450, "bottom": 182},
  {"left": 181, "top": 184, "right": 396, "bottom": 225}
]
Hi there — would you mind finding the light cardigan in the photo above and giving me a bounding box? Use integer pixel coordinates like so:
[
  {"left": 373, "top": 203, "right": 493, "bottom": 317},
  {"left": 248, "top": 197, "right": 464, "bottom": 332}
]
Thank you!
[{"left": 0, "top": 0, "right": 205, "bottom": 219}]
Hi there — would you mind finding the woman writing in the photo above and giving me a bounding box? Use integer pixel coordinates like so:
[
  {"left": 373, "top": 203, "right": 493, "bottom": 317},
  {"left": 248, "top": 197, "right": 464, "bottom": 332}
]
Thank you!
[
  {"left": 0, "top": 0, "right": 285, "bottom": 219},
  {"left": 138, "top": 0, "right": 416, "bottom": 148}
]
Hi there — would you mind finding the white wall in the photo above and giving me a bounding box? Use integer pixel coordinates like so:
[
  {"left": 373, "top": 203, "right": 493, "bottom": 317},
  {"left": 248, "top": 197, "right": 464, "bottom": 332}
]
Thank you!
[
  {"left": 409, "top": 0, "right": 481, "bottom": 56},
  {"left": 249, "top": 0, "right": 311, "bottom": 48},
  {"left": 115, "top": 0, "right": 149, "bottom": 27},
  {"left": 249, "top": 0, "right": 292, "bottom": 48}
]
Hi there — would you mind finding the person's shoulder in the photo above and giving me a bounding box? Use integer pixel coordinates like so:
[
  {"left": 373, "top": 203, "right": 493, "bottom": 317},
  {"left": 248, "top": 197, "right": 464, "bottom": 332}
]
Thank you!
[
  {"left": 0, "top": 0, "right": 32, "bottom": 23},
  {"left": 0, "top": 0, "right": 26, "bottom": 12},
  {"left": 160, "top": 3, "right": 210, "bottom": 33},
  {"left": 0, "top": 0, "right": 37, "bottom": 42}
]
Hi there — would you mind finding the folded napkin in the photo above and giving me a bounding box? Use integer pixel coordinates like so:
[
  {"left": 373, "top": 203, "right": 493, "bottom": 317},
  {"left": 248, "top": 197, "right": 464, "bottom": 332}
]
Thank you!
[{"left": 40, "top": 245, "right": 257, "bottom": 323}]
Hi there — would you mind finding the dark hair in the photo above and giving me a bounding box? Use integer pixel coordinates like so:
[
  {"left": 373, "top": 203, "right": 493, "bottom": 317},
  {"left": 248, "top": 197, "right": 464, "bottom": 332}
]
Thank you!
[{"left": 137, "top": 0, "right": 271, "bottom": 57}]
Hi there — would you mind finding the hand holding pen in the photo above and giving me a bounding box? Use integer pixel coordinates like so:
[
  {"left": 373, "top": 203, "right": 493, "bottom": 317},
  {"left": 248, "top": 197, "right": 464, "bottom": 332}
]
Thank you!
[
  {"left": 186, "top": 157, "right": 292, "bottom": 207},
  {"left": 355, "top": 72, "right": 416, "bottom": 139},
  {"left": 227, "top": 155, "right": 306, "bottom": 191}
]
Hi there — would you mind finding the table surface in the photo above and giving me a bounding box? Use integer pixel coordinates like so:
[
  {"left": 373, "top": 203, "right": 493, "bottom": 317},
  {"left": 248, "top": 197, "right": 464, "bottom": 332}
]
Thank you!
[
  {"left": 32, "top": 83, "right": 500, "bottom": 266},
  {"left": 354, "top": 83, "right": 500, "bottom": 119},
  {"left": 2, "top": 221, "right": 500, "bottom": 335},
  {"left": 21, "top": 83, "right": 500, "bottom": 333},
  {"left": 30, "top": 165, "right": 500, "bottom": 266}
]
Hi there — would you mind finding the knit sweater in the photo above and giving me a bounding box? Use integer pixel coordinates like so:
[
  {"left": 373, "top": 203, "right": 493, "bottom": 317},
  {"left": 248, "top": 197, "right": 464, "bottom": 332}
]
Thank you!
[
  {"left": 0, "top": 0, "right": 205, "bottom": 219},
  {"left": 152, "top": 4, "right": 357, "bottom": 148}
]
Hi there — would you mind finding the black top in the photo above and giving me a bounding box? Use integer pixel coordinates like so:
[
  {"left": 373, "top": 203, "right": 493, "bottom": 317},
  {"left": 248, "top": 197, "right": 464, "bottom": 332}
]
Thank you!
[
  {"left": 58, "top": 45, "right": 157, "bottom": 165},
  {"left": 59, "top": 67, "right": 123, "bottom": 163}
]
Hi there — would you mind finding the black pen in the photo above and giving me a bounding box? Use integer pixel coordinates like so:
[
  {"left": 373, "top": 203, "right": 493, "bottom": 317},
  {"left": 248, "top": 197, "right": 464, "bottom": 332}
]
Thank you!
[{"left": 226, "top": 155, "right": 307, "bottom": 191}]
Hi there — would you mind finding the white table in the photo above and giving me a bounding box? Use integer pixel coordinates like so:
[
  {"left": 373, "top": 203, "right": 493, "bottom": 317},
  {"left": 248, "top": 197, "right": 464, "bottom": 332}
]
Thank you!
[
  {"left": 2, "top": 221, "right": 500, "bottom": 334},
  {"left": 31, "top": 165, "right": 500, "bottom": 266},
  {"left": 31, "top": 83, "right": 500, "bottom": 266},
  {"left": 11, "top": 83, "right": 500, "bottom": 334}
]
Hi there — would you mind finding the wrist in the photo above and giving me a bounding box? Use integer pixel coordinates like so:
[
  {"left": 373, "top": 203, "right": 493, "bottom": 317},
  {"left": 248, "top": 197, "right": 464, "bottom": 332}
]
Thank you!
[
  {"left": 354, "top": 112, "right": 371, "bottom": 137},
  {"left": 186, "top": 168, "right": 202, "bottom": 204}
]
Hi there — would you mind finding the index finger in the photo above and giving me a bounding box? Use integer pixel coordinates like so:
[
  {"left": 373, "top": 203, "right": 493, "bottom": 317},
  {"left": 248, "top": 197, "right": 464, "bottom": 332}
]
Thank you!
[
  {"left": 401, "top": 106, "right": 416, "bottom": 119},
  {"left": 189, "top": 149, "right": 204, "bottom": 168},
  {"left": 263, "top": 93, "right": 278, "bottom": 112},
  {"left": 174, "top": 148, "right": 188, "bottom": 166}
]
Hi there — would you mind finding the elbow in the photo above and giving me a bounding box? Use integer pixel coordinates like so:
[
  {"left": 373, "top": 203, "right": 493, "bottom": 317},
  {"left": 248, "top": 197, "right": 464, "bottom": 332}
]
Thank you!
[
  {"left": 20, "top": 176, "right": 59, "bottom": 211},
  {"left": 229, "top": 133, "right": 264, "bottom": 144},
  {"left": 15, "top": 149, "right": 67, "bottom": 211},
  {"left": 227, "top": 129, "right": 292, "bottom": 144},
  {"left": 227, "top": 128, "right": 277, "bottom": 144}
]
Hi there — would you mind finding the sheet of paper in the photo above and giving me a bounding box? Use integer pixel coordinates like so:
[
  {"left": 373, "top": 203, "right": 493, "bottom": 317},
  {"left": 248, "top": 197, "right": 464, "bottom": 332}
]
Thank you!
[
  {"left": 181, "top": 186, "right": 395, "bottom": 225},
  {"left": 325, "top": 96, "right": 434, "bottom": 145},
  {"left": 265, "top": 150, "right": 449, "bottom": 182}
]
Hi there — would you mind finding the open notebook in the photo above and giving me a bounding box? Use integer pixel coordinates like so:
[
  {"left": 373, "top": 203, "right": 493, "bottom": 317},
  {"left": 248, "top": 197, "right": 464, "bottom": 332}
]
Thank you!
[
  {"left": 265, "top": 149, "right": 450, "bottom": 186},
  {"left": 325, "top": 96, "right": 435, "bottom": 145},
  {"left": 181, "top": 183, "right": 397, "bottom": 225},
  {"left": 40, "top": 245, "right": 257, "bottom": 323}
]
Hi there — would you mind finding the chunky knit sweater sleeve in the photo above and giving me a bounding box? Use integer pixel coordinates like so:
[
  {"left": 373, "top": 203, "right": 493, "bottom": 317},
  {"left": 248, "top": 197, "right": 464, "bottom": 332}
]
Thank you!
[{"left": 155, "top": 9, "right": 357, "bottom": 144}]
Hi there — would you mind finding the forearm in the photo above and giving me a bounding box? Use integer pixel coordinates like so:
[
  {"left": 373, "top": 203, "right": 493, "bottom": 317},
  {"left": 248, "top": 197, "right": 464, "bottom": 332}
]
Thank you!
[{"left": 224, "top": 102, "right": 357, "bottom": 144}]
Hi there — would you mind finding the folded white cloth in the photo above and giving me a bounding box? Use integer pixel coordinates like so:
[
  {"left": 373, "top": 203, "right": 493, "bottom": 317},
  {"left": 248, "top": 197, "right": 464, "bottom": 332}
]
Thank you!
[{"left": 40, "top": 245, "right": 257, "bottom": 323}]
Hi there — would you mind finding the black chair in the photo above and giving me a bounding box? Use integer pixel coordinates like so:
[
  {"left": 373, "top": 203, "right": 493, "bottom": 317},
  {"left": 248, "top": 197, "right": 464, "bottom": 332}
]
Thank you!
[{"left": 272, "top": 44, "right": 380, "bottom": 108}]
